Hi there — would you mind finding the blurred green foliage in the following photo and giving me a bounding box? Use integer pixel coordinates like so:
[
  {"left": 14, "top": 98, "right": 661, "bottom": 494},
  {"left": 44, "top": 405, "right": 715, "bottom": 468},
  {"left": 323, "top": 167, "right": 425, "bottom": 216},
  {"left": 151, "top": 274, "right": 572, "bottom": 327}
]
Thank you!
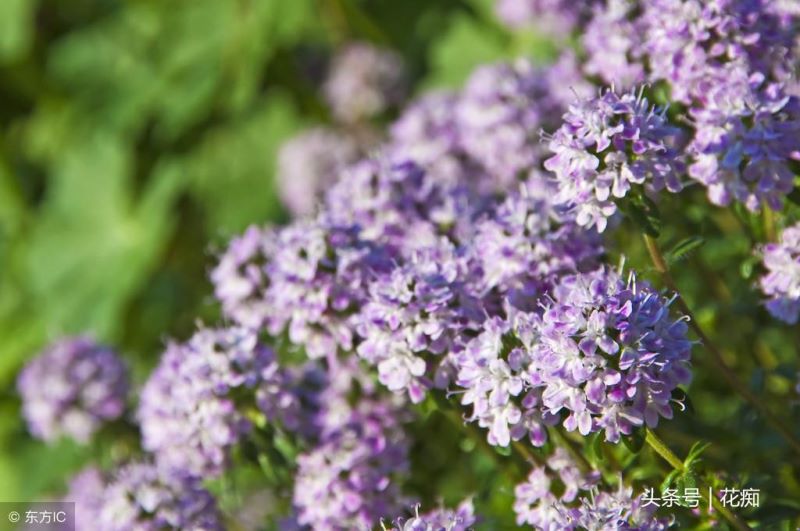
[{"left": 0, "top": 0, "right": 524, "bottom": 509}]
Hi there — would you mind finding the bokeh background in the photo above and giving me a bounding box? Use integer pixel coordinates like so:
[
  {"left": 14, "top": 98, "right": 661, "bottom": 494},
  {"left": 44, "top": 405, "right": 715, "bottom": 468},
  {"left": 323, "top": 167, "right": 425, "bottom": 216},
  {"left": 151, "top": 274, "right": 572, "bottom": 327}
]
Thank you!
[{"left": 0, "top": 0, "right": 537, "bottom": 506}]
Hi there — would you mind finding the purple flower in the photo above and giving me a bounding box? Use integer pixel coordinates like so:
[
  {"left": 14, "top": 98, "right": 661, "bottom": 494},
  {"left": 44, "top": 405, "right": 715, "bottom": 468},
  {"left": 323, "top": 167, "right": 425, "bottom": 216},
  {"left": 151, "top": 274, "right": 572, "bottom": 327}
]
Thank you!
[
  {"left": 292, "top": 394, "right": 410, "bottom": 530},
  {"left": 514, "top": 449, "right": 669, "bottom": 530},
  {"left": 95, "top": 462, "right": 222, "bottom": 531},
  {"left": 383, "top": 499, "right": 477, "bottom": 531},
  {"left": 759, "top": 222, "right": 800, "bottom": 323},
  {"left": 544, "top": 87, "right": 685, "bottom": 232},
  {"left": 456, "top": 55, "right": 593, "bottom": 187},
  {"left": 356, "top": 238, "right": 485, "bottom": 403},
  {"left": 642, "top": 0, "right": 795, "bottom": 106},
  {"left": 456, "top": 312, "right": 559, "bottom": 448},
  {"left": 138, "top": 327, "right": 291, "bottom": 477},
  {"left": 212, "top": 219, "right": 392, "bottom": 360},
  {"left": 471, "top": 182, "right": 604, "bottom": 310},
  {"left": 17, "top": 337, "right": 128, "bottom": 444},
  {"left": 535, "top": 267, "right": 693, "bottom": 442},
  {"left": 324, "top": 158, "right": 479, "bottom": 254},
  {"left": 494, "top": 0, "right": 600, "bottom": 37},
  {"left": 277, "top": 127, "right": 361, "bottom": 217},
  {"left": 581, "top": 0, "right": 646, "bottom": 89},
  {"left": 687, "top": 82, "right": 799, "bottom": 212},
  {"left": 324, "top": 42, "right": 406, "bottom": 123},
  {"left": 63, "top": 467, "right": 106, "bottom": 531},
  {"left": 389, "top": 91, "right": 488, "bottom": 192}
]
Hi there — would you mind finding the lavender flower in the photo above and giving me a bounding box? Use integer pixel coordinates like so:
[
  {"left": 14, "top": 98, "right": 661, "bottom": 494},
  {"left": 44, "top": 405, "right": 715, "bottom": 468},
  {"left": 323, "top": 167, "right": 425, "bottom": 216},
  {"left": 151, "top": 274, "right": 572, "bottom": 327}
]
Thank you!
[
  {"left": 324, "top": 158, "right": 479, "bottom": 254},
  {"left": 494, "top": 0, "right": 599, "bottom": 37},
  {"left": 388, "top": 91, "right": 487, "bottom": 192},
  {"left": 456, "top": 311, "right": 559, "bottom": 448},
  {"left": 642, "top": 0, "right": 796, "bottom": 106},
  {"left": 17, "top": 337, "right": 128, "bottom": 444},
  {"left": 535, "top": 267, "right": 693, "bottom": 442},
  {"left": 97, "top": 463, "right": 223, "bottom": 531},
  {"left": 760, "top": 222, "right": 800, "bottom": 323},
  {"left": 276, "top": 127, "right": 361, "bottom": 217},
  {"left": 456, "top": 55, "right": 592, "bottom": 187},
  {"left": 514, "top": 449, "right": 669, "bottom": 530},
  {"left": 63, "top": 467, "right": 106, "bottom": 531},
  {"left": 292, "top": 396, "right": 409, "bottom": 530},
  {"left": 212, "top": 219, "right": 392, "bottom": 360},
  {"left": 356, "top": 238, "right": 485, "bottom": 403},
  {"left": 138, "top": 327, "right": 291, "bottom": 477},
  {"left": 383, "top": 499, "right": 477, "bottom": 531},
  {"left": 687, "top": 82, "right": 799, "bottom": 212},
  {"left": 544, "top": 87, "right": 685, "bottom": 232},
  {"left": 581, "top": 0, "right": 646, "bottom": 89},
  {"left": 324, "top": 42, "right": 406, "bottom": 123},
  {"left": 471, "top": 182, "right": 604, "bottom": 310}
]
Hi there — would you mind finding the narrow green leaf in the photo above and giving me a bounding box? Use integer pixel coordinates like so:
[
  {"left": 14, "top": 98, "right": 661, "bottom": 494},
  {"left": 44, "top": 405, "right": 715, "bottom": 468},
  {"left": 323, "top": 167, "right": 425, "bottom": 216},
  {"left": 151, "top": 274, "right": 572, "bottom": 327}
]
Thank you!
[{"left": 665, "top": 236, "right": 705, "bottom": 264}]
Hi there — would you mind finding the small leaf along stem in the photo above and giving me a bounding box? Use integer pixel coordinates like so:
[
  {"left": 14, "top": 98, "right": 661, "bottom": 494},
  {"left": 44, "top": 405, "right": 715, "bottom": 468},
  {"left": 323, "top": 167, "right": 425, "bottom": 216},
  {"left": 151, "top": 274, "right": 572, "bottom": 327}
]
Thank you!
[
  {"left": 643, "top": 234, "right": 800, "bottom": 456},
  {"left": 644, "top": 429, "right": 751, "bottom": 531}
]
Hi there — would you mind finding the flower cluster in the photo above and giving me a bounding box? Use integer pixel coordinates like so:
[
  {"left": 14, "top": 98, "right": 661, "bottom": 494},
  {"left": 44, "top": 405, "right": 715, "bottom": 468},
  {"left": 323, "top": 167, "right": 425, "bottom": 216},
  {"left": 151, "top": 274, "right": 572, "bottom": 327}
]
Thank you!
[
  {"left": 581, "top": 0, "right": 645, "bottom": 89},
  {"left": 566, "top": 0, "right": 800, "bottom": 212},
  {"left": 494, "top": 0, "right": 600, "bottom": 38},
  {"left": 545, "top": 87, "right": 685, "bottom": 232},
  {"left": 292, "top": 394, "right": 410, "bottom": 530},
  {"left": 212, "top": 219, "right": 393, "bottom": 360},
  {"left": 536, "top": 268, "right": 693, "bottom": 441},
  {"left": 382, "top": 499, "right": 477, "bottom": 531},
  {"left": 471, "top": 182, "right": 604, "bottom": 308},
  {"left": 324, "top": 42, "right": 406, "bottom": 123},
  {"left": 276, "top": 127, "right": 361, "bottom": 217},
  {"left": 356, "top": 239, "right": 485, "bottom": 403},
  {"left": 137, "top": 327, "right": 293, "bottom": 477},
  {"left": 456, "top": 54, "right": 592, "bottom": 187},
  {"left": 63, "top": 463, "right": 223, "bottom": 531},
  {"left": 760, "top": 222, "right": 800, "bottom": 324},
  {"left": 457, "top": 267, "right": 693, "bottom": 446},
  {"left": 513, "top": 448, "right": 670, "bottom": 530},
  {"left": 17, "top": 337, "right": 128, "bottom": 444}
]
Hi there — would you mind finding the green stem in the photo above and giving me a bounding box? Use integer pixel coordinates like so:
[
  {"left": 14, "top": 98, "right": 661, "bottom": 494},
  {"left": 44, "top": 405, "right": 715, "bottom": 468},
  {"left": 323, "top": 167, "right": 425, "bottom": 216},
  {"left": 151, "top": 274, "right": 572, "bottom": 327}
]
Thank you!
[
  {"left": 643, "top": 234, "right": 800, "bottom": 456},
  {"left": 762, "top": 202, "right": 776, "bottom": 242},
  {"left": 645, "top": 429, "right": 751, "bottom": 531}
]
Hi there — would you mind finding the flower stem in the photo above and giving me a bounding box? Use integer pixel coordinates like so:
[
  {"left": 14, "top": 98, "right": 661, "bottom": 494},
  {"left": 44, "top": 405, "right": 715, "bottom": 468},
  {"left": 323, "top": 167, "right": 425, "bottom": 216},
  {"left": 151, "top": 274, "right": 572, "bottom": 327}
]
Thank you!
[
  {"left": 643, "top": 234, "right": 800, "bottom": 455},
  {"left": 644, "top": 429, "right": 751, "bottom": 531}
]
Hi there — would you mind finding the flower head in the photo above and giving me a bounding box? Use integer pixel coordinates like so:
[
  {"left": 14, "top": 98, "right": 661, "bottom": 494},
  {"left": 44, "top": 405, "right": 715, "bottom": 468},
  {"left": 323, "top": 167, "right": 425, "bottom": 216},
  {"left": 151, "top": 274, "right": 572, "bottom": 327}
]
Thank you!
[
  {"left": 760, "top": 222, "right": 800, "bottom": 323},
  {"left": 545, "top": 87, "right": 685, "bottom": 232},
  {"left": 456, "top": 55, "right": 592, "bottom": 187},
  {"left": 292, "top": 394, "right": 410, "bottom": 530},
  {"left": 383, "top": 499, "right": 477, "bottom": 531},
  {"left": 17, "top": 337, "right": 128, "bottom": 444},
  {"left": 138, "top": 327, "right": 291, "bottom": 477},
  {"left": 535, "top": 267, "right": 693, "bottom": 441},
  {"left": 277, "top": 127, "right": 361, "bottom": 217},
  {"left": 97, "top": 463, "right": 222, "bottom": 531},
  {"left": 325, "top": 42, "right": 406, "bottom": 123}
]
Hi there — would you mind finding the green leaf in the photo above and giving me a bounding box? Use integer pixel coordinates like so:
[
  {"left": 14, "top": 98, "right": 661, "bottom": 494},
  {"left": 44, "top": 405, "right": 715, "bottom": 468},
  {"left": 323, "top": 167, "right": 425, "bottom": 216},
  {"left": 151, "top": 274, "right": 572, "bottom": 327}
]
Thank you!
[
  {"left": 586, "top": 431, "right": 605, "bottom": 464},
  {"left": 618, "top": 193, "right": 661, "bottom": 237},
  {"left": 494, "top": 445, "right": 512, "bottom": 457},
  {"left": 684, "top": 441, "right": 711, "bottom": 468},
  {"left": 665, "top": 236, "right": 705, "bottom": 264},
  {"left": 621, "top": 429, "right": 646, "bottom": 454},
  {"left": 660, "top": 468, "right": 680, "bottom": 492},
  {"left": 0, "top": 0, "right": 35, "bottom": 62}
]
